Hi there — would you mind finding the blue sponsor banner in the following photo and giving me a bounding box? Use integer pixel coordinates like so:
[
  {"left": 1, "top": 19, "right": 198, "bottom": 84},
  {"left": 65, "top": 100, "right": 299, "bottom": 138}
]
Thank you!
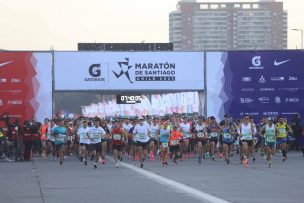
[{"left": 207, "top": 51, "right": 304, "bottom": 121}]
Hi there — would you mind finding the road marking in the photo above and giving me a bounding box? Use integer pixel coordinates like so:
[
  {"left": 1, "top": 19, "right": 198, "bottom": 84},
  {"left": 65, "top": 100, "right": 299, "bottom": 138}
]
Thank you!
[{"left": 117, "top": 160, "right": 231, "bottom": 203}]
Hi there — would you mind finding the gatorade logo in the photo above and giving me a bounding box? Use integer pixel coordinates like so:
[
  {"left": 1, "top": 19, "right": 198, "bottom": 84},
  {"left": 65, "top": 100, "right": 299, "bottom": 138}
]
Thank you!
[{"left": 85, "top": 64, "right": 105, "bottom": 81}]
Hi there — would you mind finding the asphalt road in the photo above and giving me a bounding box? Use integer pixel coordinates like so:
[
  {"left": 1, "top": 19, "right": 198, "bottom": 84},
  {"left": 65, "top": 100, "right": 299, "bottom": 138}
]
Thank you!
[{"left": 0, "top": 151, "right": 303, "bottom": 203}]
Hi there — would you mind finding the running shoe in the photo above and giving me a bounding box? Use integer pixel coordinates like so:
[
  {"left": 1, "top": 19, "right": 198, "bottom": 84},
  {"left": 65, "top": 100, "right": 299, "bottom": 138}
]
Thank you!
[
  {"left": 268, "top": 161, "right": 272, "bottom": 168},
  {"left": 94, "top": 164, "right": 97, "bottom": 169},
  {"left": 115, "top": 163, "right": 119, "bottom": 168}
]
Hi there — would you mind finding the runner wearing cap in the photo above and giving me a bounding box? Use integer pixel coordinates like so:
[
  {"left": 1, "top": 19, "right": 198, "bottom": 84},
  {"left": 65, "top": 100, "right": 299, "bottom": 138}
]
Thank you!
[
  {"left": 133, "top": 118, "right": 150, "bottom": 168},
  {"left": 77, "top": 119, "right": 91, "bottom": 166},
  {"left": 159, "top": 119, "right": 171, "bottom": 166}
]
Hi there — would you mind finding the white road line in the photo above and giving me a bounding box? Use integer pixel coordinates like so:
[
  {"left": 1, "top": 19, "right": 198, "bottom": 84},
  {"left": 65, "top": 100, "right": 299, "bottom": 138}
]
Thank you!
[{"left": 114, "top": 158, "right": 231, "bottom": 203}]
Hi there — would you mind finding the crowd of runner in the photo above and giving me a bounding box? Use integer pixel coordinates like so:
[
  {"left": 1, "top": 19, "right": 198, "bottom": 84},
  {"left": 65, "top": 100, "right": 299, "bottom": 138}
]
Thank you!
[{"left": 1, "top": 114, "right": 303, "bottom": 169}]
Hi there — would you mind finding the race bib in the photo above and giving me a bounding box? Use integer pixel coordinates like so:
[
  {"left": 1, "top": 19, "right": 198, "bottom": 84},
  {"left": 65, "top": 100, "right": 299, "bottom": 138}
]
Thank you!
[
  {"left": 223, "top": 133, "right": 231, "bottom": 139},
  {"left": 92, "top": 133, "right": 101, "bottom": 139},
  {"left": 58, "top": 134, "right": 65, "bottom": 142},
  {"left": 151, "top": 133, "right": 157, "bottom": 138},
  {"left": 210, "top": 132, "right": 217, "bottom": 138},
  {"left": 242, "top": 133, "right": 252, "bottom": 140},
  {"left": 171, "top": 140, "right": 179, "bottom": 146},
  {"left": 266, "top": 136, "right": 275, "bottom": 143},
  {"left": 162, "top": 142, "right": 169, "bottom": 148},
  {"left": 113, "top": 134, "right": 121, "bottom": 140},
  {"left": 182, "top": 133, "right": 189, "bottom": 138},
  {"left": 137, "top": 133, "right": 145, "bottom": 139},
  {"left": 197, "top": 132, "right": 204, "bottom": 138},
  {"left": 279, "top": 129, "right": 286, "bottom": 134}
]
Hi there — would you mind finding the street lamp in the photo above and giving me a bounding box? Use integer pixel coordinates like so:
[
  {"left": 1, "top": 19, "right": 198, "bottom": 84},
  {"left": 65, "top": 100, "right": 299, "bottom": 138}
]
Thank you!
[{"left": 291, "top": 28, "right": 303, "bottom": 49}]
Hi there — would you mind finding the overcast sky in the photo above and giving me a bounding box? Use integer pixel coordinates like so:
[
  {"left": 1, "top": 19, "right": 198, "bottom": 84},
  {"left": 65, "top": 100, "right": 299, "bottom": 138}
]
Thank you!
[{"left": 0, "top": 0, "right": 302, "bottom": 50}]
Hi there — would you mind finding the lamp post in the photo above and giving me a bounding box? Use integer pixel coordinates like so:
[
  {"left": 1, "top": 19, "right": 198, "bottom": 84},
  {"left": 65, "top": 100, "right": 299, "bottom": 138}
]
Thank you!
[{"left": 291, "top": 28, "right": 303, "bottom": 49}]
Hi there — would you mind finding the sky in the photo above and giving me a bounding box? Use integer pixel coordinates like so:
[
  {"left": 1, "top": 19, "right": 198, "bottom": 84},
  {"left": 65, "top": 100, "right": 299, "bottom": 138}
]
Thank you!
[{"left": 0, "top": 0, "right": 302, "bottom": 50}]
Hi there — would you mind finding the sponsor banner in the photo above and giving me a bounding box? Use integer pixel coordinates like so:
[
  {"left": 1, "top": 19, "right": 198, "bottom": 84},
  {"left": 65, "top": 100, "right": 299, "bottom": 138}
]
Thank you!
[
  {"left": 207, "top": 51, "right": 304, "bottom": 121},
  {"left": 54, "top": 52, "right": 204, "bottom": 90},
  {"left": 0, "top": 52, "right": 52, "bottom": 122}
]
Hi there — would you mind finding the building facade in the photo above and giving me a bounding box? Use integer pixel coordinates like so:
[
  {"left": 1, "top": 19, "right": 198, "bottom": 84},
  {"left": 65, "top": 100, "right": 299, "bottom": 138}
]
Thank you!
[{"left": 169, "top": 0, "right": 287, "bottom": 50}]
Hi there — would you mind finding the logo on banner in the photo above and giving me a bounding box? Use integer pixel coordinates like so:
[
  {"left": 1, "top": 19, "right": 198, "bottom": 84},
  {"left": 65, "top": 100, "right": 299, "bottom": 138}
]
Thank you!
[
  {"left": 288, "top": 76, "right": 297, "bottom": 81},
  {"left": 7, "top": 100, "right": 22, "bottom": 105},
  {"left": 242, "top": 77, "right": 251, "bottom": 82},
  {"left": 11, "top": 78, "right": 21, "bottom": 83},
  {"left": 260, "top": 88, "right": 275, "bottom": 92},
  {"left": 241, "top": 88, "right": 254, "bottom": 92},
  {"left": 240, "top": 98, "right": 254, "bottom": 104},
  {"left": 271, "top": 77, "right": 284, "bottom": 81},
  {"left": 285, "top": 97, "right": 300, "bottom": 103},
  {"left": 0, "top": 61, "right": 13, "bottom": 68},
  {"left": 259, "top": 75, "right": 266, "bottom": 83},
  {"left": 274, "top": 59, "right": 291, "bottom": 66},
  {"left": 263, "top": 112, "right": 279, "bottom": 116},
  {"left": 0, "top": 78, "right": 7, "bottom": 83},
  {"left": 259, "top": 97, "right": 270, "bottom": 104},
  {"left": 274, "top": 96, "right": 281, "bottom": 104},
  {"left": 89, "top": 64, "right": 101, "bottom": 77},
  {"left": 113, "top": 58, "right": 133, "bottom": 83},
  {"left": 278, "top": 87, "right": 299, "bottom": 92},
  {"left": 0, "top": 99, "right": 3, "bottom": 106},
  {"left": 85, "top": 64, "right": 105, "bottom": 81},
  {"left": 249, "top": 56, "right": 263, "bottom": 70}
]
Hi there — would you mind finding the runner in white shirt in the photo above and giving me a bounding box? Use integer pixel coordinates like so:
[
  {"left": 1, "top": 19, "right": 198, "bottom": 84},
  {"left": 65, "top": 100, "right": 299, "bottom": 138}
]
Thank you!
[
  {"left": 77, "top": 120, "right": 91, "bottom": 166},
  {"left": 238, "top": 115, "right": 255, "bottom": 167},
  {"left": 133, "top": 118, "right": 150, "bottom": 168},
  {"left": 179, "top": 117, "right": 191, "bottom": 159},
  {"left": 90, "top": 117, "right": 106, "bottom": 169}
]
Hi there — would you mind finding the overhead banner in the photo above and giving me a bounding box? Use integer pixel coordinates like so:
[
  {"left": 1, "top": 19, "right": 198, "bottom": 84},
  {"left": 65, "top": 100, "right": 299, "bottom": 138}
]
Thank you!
[
  {"left": 54, "top": 52, "right": 204, "bottom": 91},
  {"left": 207, "top": 51, "right": 304, "bottom": 121},
  {"left": 0, "top": 52, "right": 52, "bottom": 122}
]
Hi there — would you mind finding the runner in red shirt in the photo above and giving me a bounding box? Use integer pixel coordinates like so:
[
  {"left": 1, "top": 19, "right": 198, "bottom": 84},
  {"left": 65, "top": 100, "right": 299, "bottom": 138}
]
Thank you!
[{"left": 111, "top": 120, "right": 126, "bottom": 168}]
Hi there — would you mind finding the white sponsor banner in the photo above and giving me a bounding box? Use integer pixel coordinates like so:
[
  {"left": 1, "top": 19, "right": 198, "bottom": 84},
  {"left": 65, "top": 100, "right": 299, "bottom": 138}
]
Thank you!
[{"left": 54, "top": 52, "right": 204, "bottom": 90}]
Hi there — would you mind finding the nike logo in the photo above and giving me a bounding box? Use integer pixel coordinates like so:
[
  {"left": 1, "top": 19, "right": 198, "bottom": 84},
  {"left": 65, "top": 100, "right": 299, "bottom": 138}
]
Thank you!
[
  {"left": 0, "top": 61, "right": 13, "bottom": 68},
  {"left": 274, "top": 59, "right": 291, "bottom": 66}
]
